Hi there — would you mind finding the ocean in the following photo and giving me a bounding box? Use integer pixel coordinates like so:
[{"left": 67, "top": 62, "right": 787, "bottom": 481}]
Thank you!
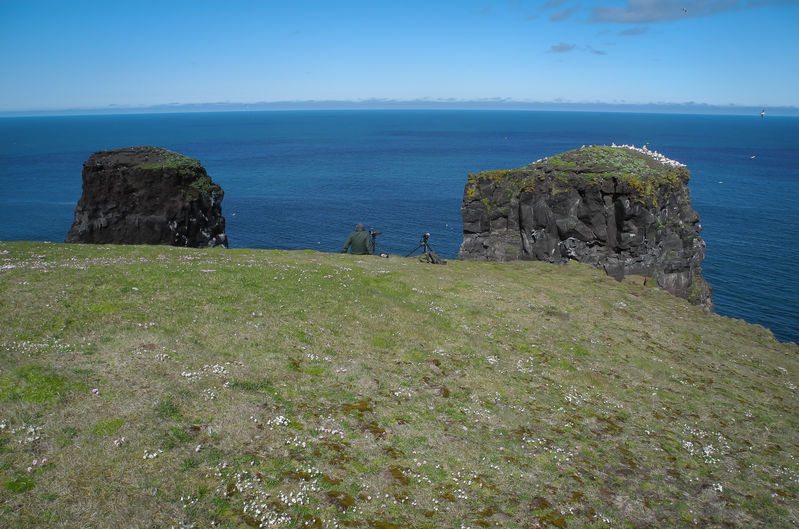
[{"left": 1, "top": 110, "right": 797, "bottom": 343}]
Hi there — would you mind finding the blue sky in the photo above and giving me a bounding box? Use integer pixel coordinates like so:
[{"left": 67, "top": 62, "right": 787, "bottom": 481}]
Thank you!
[{"left": 1, "top": 0, "right": 797, "bottom": 113}]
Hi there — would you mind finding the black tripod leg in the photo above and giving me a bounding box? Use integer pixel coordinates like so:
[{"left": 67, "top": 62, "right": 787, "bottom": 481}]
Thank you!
[{"left": 405, "top": 245, "right": 423, "bottom": 257}]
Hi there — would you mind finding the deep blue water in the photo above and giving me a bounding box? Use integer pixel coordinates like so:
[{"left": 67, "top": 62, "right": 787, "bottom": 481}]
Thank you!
[{"left": 1, "top": 110, "right": 797, "bottom": 343}]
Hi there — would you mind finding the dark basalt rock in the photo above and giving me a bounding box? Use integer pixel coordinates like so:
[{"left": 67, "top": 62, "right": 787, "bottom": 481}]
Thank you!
[
  {"left": 66, "top": 146, "right": 228, "bottom": 248},
  {"left": 458, "top": 145, "right": 712, "bottom": 309}
]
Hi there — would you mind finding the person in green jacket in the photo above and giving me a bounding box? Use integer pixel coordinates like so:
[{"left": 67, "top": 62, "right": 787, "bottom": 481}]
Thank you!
[{"left": 341, "top": 223, "right": 373, "bottom": 255}]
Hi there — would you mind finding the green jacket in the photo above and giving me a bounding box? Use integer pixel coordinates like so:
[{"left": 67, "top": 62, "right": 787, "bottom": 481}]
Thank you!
[{"left": 341, "top": 228, "right": 373, "bottom": 255}]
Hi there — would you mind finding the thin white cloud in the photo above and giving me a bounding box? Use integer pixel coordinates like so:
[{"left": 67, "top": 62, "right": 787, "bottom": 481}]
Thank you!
[
  {"left": 586, "top": 45, "right": 608, "bottom": 54},
  {"left": 550, "top": 6, "right": 578, "bottom": 20},
  {"left": 547, "top": 42, "right": 607, "bottom": 55},
  {"left": 619, "top": 26, "right": 649, "bottom": 35},
  {"left": 591, "top": 0, "right": 796, "bottom": 23},
  {"left": 549, "top": 42, "right": 577, "bottom": 52}
]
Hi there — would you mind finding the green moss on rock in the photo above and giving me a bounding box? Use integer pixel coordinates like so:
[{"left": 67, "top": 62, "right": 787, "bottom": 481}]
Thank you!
[
  {"left": 469, "top": 146, "right": 689, "bottom": 207},
  {"left": 135, "top": 147, "right": 221, "bottom": 196},
  {"left": 138, "top": 147, "right": 203, "bottom": 171}
]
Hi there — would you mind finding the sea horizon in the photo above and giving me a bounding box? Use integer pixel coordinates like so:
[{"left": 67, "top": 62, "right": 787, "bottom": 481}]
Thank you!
[{"left": 2, "top": 99, "right": 798, "bottom": 118}]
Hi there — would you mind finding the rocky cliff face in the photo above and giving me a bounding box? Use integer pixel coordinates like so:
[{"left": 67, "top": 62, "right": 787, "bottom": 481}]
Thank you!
[
  {"left": 459, "top": 145, "right": 712, "bottom": 308},
  {"left": 66, "top": 146, "right": 228, "bottom": 248}
]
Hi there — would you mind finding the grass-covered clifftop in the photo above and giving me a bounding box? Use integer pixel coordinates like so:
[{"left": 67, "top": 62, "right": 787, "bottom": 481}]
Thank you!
[
  {"left": 1, "top": 242, "right": 797, "bottom": 528},
  {"left": 465, "top": 145, "right": 689, "bottom": 207},
  {"left": 135, "top": 146, "right": 219, "bottom": 196}
]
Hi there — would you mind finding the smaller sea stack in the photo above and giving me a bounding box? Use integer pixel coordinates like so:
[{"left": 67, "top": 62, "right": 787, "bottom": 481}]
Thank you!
[{"left": 66, "top": 146, "right": 228, "bottom": 248}]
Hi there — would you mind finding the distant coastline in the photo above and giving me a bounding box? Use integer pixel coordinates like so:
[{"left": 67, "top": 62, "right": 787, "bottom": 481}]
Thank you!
[{"left": 2, "top": 99, "right": 798, "bottom": 118}]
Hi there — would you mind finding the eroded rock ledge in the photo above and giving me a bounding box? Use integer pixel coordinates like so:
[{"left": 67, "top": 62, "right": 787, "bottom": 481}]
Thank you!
[
  {"left": 66, "top": 146, "right": 227, "bottom": 248},
  {"left": 458, "top": 145, "right": 712, "bottom": 309}
]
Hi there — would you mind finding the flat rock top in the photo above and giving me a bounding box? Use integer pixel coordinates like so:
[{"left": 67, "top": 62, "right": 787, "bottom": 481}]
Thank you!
[
  {"left": 86, "top": 146, "right": 202, "bottom": 170},
  {"left": 533, "top": 145, "right": 687, "bottom": 178},
  {"left": 468, "top": 145, "right": 690, "bottom": 196}
]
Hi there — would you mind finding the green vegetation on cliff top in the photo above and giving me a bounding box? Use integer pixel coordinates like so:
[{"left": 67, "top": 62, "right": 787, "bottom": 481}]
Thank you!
[
  {"left": 1, "top": 241, "right": 796, "bottom": 528},
  {"left": 466, "top": 146, "right": 689, "bottom": 205},
  {"left": 138, "top": 147, "right": 203, "bottom": 171},
  {"left": 137, "top": 147, "right": 220, "bottom": 196}
]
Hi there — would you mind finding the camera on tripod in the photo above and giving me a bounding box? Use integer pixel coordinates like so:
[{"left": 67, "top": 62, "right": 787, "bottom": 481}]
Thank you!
[
  {"left": 406, "top": 232, "right": 433, "bottom": 256},
  {"left": 369, "top": 229, "right": 389, "bottom": 258}
]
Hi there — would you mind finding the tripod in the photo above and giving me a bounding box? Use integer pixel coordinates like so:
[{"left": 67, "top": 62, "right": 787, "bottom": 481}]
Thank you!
[
  {"left": 370, "top": 230, "right": 389, "bottom": 257},
  {"left": 405, "top": 233, "right": 433, "bottom": 257}
]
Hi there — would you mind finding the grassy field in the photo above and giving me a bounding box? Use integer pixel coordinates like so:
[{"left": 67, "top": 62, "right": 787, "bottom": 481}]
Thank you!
[{"left": 1, "top": 241, "right": 796, "bottom": 529}]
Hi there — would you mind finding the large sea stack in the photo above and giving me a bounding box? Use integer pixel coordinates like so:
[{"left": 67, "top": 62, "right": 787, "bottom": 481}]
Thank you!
[
  {"left": 458, "top": 145, "right": 712, "bottom": 309},
  {"left": 66, "top": 146, "right": 228, "bottom": 248}
]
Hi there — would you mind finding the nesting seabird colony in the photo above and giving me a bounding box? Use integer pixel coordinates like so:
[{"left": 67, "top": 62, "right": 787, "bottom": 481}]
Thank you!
[
  {"left": 610, "top": 143, "right": 687, "bottom": 168},
  {"left": 533, "top": 144, "right": 686, "bottom": 168}
]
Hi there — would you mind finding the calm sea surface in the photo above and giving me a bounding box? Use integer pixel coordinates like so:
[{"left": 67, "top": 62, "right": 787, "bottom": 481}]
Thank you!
[{"left": 1, "top": 110, "right": 797, "bottom": 343}]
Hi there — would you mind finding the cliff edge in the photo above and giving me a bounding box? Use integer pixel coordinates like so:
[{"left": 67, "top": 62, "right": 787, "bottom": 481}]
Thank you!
[
  {"left": 458, "top": 145, "right": 712, "bottom": 308},
  {"left": 65, "top": 146, "right": 228, "bottom": 248}
]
